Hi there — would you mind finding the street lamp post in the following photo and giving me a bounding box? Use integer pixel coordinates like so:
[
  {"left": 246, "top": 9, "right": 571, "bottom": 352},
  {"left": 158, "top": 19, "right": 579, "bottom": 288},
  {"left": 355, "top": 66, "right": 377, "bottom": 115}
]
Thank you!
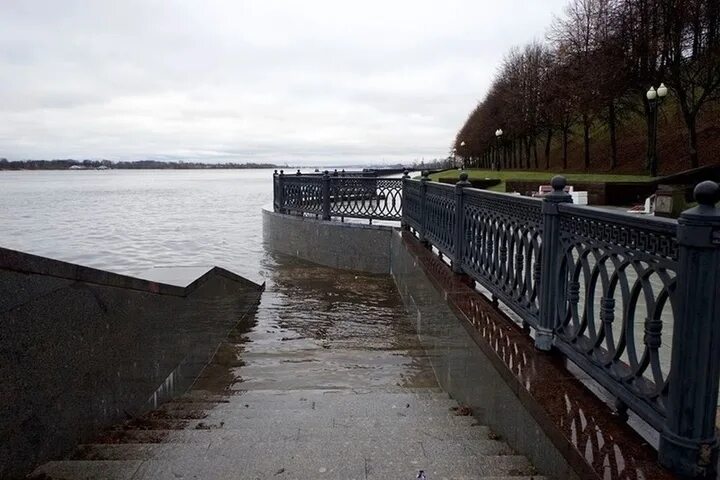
[
  {"left": 646, "top": 83, "right": 668, "bottom": 177},
  {"left": 451, "top": 147, "right": 457, "bottom": 168},
  {"left": 460, "top": 141, "right": 466, "bottom": 169},
  {"left": 495, "top": 129, "right": 503, "bottom": 171}
]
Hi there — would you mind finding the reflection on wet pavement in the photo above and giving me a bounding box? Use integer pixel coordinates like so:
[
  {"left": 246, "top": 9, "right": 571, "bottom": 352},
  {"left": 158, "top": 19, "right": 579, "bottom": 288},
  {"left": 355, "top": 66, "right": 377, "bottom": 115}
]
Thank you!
[{"left": 232, "top": 254, "right": 437, "bottom": 392}]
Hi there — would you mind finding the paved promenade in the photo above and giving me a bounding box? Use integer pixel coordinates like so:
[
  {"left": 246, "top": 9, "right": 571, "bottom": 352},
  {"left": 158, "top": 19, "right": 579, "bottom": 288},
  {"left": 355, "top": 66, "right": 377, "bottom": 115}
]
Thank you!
[{"left": 32, "top": 256, "right": 542, "bottom": 480}]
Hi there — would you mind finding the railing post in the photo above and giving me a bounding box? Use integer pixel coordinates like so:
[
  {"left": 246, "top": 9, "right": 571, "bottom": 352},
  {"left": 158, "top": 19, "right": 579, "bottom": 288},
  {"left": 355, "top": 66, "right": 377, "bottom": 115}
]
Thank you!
[
  {"left": 419, "top": 170, "right": 429, "bottom": 246},
  {"left": 453, "top": 172, "right": 471, "bottom": 274},
  {"left": 277, "top": 169, "right": 285, "bottom": 213},
  {"left": 537, "top": 175, "right": 572, "bottom": 351},
  {"left": 322, "top": 170, "right": 331, "bottom": 221},
  {"left": 273, "top": 170, "right": 279, "bottom": 211},
  {"left": 659, "top": 181, "right": 720, "bottom": 478},
  {"left": 401, "top": 169, "right": 410, "bottom": 230}
]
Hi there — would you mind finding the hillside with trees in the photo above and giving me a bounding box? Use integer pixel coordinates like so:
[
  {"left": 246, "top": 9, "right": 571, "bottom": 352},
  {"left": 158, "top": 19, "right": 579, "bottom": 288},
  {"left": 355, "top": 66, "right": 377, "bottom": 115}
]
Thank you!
[{"left": 454, "top": 0, "right": 720, "bottom": 175}]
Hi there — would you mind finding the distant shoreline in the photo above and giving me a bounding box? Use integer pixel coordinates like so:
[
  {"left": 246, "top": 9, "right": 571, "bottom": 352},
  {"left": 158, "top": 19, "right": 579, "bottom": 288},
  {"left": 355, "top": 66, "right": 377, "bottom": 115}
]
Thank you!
[{"left": 0, "top": 159, "right": 283, "bottom": 171}]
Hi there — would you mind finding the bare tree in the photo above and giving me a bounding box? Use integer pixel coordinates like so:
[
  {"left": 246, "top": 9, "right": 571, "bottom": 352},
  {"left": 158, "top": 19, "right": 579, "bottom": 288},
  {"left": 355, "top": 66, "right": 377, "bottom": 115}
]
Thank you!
[{"left": 665, "top": 0, "right": 720, "bottom": 167}]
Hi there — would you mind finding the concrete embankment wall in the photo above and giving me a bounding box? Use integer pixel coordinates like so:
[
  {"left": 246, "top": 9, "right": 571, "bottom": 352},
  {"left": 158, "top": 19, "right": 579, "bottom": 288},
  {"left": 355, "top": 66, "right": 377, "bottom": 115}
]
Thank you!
[
  {"left": 0, "top": 247, "right": 263, "bottom": 479},
  {"left": 389, "top": 233, "right": 582, "bottom": 480},
  {"left": 262, "top": 207, "right": 394, "bottom": 274}
]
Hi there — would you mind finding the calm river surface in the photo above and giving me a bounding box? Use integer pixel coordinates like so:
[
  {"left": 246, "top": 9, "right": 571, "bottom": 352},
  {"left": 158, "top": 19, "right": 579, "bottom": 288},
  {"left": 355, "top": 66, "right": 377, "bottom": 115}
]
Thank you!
[{"left": 0, "top": 169, "right": 277, "bottom": 283}]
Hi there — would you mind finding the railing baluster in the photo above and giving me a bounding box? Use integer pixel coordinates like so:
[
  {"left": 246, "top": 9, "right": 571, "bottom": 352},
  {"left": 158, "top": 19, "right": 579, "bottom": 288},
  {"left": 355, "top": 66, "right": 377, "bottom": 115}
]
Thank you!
[
  {"left": 537, "top": 175, "right": 572, "bottom": 351},
  {"left": 322, "top": 170, "right": 331, "bottom": 221},
  {"left": 419, "top": 171, "right": 429, "bottom": 246},
  {"left": 401, "top": 170, "right": 410, "bottom": 230},
  {"left": 277, "top": 170, "right": 285, "bottom": 213},
  {"left": 453, "top": 172, "right": 471, "bottom": 274},
  {"left": 273, "top": 170, "right": 278, "bottom": 211},
  {"left": 659, "top": 181, "right": 720, "bottom": 478}
]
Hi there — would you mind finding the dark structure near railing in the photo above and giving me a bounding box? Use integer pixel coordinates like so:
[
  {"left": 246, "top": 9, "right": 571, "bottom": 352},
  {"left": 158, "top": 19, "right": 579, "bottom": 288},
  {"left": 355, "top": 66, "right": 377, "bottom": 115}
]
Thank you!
[
  {"left": 273, "top": 169, "right": 403, "bottom": 222},
  {"left": 273, "top": 169, "right": 720, "bottom": 478}
]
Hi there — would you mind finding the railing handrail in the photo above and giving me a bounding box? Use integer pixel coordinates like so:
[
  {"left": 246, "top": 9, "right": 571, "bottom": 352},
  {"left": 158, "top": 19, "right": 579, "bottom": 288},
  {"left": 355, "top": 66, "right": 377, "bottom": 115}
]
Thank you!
[{"left": 558, "top": 201, "right": 679, "bottom": 233}]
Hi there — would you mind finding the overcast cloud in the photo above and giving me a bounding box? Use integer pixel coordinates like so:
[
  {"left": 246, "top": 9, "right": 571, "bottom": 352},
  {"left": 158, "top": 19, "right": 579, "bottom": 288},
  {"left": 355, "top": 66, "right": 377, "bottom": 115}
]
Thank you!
[{"left": 0, "top": 0, "right": 567, "bottom": 165}]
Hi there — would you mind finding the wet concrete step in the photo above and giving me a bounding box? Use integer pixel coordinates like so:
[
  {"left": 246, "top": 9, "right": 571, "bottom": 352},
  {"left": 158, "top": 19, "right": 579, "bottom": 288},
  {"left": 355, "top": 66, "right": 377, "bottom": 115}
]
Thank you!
[
  {"left": 162, "top": 393, "right": 458, "bottom": 410},
  {"left": 157, "top": 401, "right": 465, "bottom": 421},
  {"left": 179, "top": 385, "right": 450, "bottom": 399},
  {"left": 32, "top": 456, "right": 544, "bottom": 480},
  {"left": 92, "top": 422, "right": 495, "bottom": 445},
  {"left": 73, "top": 434, "right": 515, "bottom": 461},
  {"left": 130, "top": 410, "right": 481, "bottom": 430},
  {"left": 30, "top": 460, "right": 141, "bottom": 480}
]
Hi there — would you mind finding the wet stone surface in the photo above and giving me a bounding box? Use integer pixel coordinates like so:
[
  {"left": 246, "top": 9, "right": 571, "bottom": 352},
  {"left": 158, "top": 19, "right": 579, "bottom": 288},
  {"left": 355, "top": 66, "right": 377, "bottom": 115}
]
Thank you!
[{"left": 30, "top": 255, "right": 542, "bottom": 480}]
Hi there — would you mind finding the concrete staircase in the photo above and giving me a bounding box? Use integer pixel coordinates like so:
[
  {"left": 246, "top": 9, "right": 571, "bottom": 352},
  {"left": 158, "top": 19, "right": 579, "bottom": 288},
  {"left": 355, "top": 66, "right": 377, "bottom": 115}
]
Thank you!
[
  {"left": 29, "top": 260, "right": 545, "bottom": 480},
  {"left": 31, "top": 389, "right": 544, "bottom": 480}
]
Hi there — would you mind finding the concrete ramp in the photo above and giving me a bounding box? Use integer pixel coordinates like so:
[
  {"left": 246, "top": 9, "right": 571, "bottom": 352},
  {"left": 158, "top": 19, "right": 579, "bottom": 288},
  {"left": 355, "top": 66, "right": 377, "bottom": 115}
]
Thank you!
[{"left": 0, "top": 247, "right": 263, "bottom": 479}]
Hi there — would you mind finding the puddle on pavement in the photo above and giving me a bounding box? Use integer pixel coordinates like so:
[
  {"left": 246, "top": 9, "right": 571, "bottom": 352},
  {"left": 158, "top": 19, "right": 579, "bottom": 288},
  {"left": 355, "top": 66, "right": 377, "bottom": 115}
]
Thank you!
[
  {"left": 187, "top": 251, "right": 437, "bottom": 397},
  {"left": 227, "top": 252, "right": 437, "bottom": 392}
]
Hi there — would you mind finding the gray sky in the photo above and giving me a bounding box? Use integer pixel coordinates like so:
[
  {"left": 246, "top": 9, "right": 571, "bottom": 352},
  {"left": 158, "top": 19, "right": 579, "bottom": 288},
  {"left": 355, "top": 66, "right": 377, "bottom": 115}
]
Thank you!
[{"left": 1, "top": 0, "right": 567, "bottom": 165}]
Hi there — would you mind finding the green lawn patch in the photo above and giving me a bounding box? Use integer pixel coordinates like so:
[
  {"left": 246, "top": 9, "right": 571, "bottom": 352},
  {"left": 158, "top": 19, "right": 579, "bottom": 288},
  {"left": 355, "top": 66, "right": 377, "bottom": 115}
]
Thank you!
[{"left": 427, "top": 169, "right": 656, "bottom": 192}]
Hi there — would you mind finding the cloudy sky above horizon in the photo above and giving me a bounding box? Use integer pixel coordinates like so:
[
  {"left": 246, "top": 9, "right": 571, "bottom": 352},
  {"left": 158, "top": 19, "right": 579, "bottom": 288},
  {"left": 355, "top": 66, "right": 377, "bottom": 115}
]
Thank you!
[{"left": 1, "top": 0, "right": 567, "bottom": 165}]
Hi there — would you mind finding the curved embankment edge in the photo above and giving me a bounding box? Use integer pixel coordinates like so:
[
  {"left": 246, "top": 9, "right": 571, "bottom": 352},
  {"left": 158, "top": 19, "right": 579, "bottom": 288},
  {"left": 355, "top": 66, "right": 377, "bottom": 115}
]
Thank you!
[{"left": 262, "top": 206, "right": 394, "bottom": 274}]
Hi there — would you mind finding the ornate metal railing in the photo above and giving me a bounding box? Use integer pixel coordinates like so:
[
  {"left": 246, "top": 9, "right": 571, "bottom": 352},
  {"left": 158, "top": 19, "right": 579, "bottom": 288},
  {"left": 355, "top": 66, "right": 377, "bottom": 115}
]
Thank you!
[
  {"left": 273, "top": 170, "right": 403, "bottom": 222},
  {"left": 554, "top": 204, "right": 679, "bottom": 432},
  {"left": 401, "top": 172, "right": 720, "bottom": 478},
  {"left": 274, "top": 168, "right": 720, "bottom": 478},
  {"left": 462, "top": 189, "right": 543, "bottom": 325},
  {"left": 424, "top": 182, "right": 456, "bottom": 256}
]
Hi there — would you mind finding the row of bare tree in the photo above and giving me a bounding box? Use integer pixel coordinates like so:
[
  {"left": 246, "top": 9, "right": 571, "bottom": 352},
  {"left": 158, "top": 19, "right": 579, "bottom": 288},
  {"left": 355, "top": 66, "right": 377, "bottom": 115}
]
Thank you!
[{"left": 455, "top": 0, "right": 720, "bottom": 171}]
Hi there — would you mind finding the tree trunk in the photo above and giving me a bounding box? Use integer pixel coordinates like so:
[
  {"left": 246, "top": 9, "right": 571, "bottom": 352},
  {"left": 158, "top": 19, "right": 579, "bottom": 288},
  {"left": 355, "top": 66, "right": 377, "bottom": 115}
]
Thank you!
[
  {"left": 608, "top": 101, "right": 618, "bottom": 169},
  {"left": 582, "top": 113, "right": 591, "bottom": 170},
  {"left": 544, "top": 129, "right": 553, "bottom": 170},
  {"left": 532, "top": 136, "right": 539, "bottom": 169},
  {"left": 525, "top": 137, "right": 532, "bottom": 170},
  {"left": 687, "top": 112, "right": 699, "bottom": 168},
  {"left": 562, "top": 128, "right": 569, "bottom": 170}
]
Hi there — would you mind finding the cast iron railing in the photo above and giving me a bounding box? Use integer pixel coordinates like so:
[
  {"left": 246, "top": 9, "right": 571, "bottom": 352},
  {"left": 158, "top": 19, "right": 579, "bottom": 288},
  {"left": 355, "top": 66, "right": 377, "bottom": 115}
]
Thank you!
[
  {"left": 273, "top": 169, "right": 720, "bottom": 478},
  {"left": 403, "top": 172, "right": 720, "bottom": 478},
  {"left": 273, "top": 170, "right": 403, "bottom": 222}
]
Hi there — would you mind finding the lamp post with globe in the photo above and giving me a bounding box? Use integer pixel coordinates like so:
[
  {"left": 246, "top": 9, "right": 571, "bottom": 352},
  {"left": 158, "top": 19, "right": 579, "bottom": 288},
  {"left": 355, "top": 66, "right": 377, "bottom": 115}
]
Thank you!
[
  {"left": 646, "top": 83, "right": 668, "bottom": 177},
  {"left": 495, "top": 129, "right": 503, "bottom": 171}
]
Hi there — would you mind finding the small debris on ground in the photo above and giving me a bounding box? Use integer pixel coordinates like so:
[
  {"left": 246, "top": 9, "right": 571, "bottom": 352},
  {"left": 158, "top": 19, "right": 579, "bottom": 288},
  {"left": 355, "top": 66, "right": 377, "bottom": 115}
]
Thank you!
[
  {"left": 195, "top": 421, "right": 224, "bottom": 430},
  {"left": 487, "top": 430, "right": 502, "bottom": 440},
  {"left": 451, "top": 405, "right": 472, "bottom": 416}
]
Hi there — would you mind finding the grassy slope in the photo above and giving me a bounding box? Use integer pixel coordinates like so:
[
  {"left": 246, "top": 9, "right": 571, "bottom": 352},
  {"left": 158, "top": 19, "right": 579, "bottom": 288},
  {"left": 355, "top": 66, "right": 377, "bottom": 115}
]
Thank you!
[{"left": 428, "top": 169, "right": 654, "bottom": 192}]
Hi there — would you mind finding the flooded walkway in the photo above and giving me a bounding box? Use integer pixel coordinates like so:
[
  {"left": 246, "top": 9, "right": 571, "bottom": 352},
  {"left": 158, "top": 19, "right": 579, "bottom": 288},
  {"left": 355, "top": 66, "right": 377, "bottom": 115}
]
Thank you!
[{"left": 32, "top": 256, "right": 542, "bottom": 479}]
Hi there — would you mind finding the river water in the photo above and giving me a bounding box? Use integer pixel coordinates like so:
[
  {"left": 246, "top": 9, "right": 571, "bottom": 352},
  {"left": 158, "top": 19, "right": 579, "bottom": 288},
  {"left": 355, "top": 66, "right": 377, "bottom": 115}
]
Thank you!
[{"left": 0, "top": 169, "right": 275, "bottom": 283}]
